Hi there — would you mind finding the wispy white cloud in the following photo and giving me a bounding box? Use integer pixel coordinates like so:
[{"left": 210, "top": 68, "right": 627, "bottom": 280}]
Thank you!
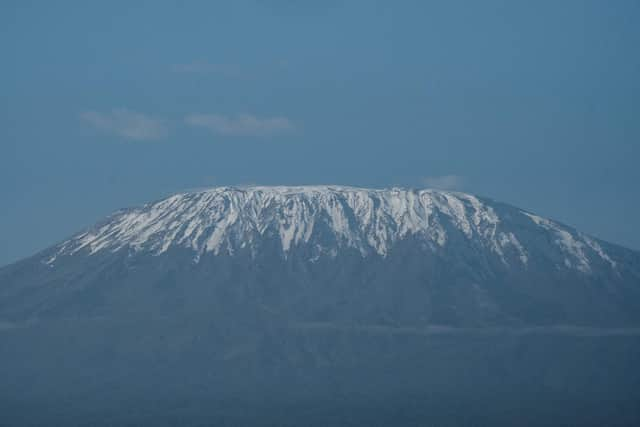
[
  {"left": 185, "top": 113, "right": 295, "bottom": 137},
  {"left": 80, "top": 109, "right": 167, "bottom": 141},
  {"left": 422, "top": 175, "right": 464, "bottom": 190}
]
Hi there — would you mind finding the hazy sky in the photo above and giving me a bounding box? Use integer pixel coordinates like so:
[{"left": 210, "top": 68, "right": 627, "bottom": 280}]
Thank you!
[{"left": 1, "top": 0, "right": 639, "bottom": 266}]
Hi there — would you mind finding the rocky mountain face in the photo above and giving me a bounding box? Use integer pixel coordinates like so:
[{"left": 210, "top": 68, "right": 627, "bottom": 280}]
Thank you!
[{"left": 2, "top": 186, "right": 640, "bottom": 426}]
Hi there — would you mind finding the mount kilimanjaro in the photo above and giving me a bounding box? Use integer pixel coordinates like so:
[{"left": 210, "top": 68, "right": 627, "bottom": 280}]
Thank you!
[
  {"left": 1, "top": 186, "right": 640, "bottom": 426},
  {"left": 2, "top": 185, "right": 639, "bottom": 326}
]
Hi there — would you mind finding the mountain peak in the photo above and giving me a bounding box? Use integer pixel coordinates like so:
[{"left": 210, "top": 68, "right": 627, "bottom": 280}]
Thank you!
[{"left": 43, "top": 186, "right": 617, "bottom": 275}]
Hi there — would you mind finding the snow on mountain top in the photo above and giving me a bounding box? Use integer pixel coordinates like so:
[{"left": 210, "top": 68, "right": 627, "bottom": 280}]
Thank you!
[{"left": 45, "top": 186, "right": 616, "bottom": 273}]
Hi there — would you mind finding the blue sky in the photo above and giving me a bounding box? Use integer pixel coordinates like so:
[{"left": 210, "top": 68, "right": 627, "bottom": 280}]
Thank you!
[{"left": 1, "top": 0, "right": 639, "bottom": 266}]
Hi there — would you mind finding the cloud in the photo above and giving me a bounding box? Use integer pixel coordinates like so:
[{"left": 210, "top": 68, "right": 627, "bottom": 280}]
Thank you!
[
  {"left": 422, "top": 175, "right": 464, "bottom": 190},
  {"left": 185, "top": 113, "right": 295, "bottom": 137},
  {"left": 80, "top": 109, "right": 167, "bottom": 141}
]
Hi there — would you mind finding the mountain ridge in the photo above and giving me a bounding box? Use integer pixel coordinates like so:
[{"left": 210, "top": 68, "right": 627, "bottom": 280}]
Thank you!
[{"left": 38, "top": 185, "right": 625, "bottom": 274}]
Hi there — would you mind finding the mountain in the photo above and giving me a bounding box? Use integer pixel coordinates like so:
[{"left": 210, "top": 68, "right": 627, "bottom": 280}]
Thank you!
[
  {"left": 1, "top": 185, "right": 639, "bottom": 326},
  {"left": 2, "top": 186, "right": 640, "bottom": 426}
]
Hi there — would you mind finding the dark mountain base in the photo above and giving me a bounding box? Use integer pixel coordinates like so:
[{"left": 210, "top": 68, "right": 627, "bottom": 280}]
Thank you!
[{"left": 2, "top": 318, "right": 640, "bottom": 426}]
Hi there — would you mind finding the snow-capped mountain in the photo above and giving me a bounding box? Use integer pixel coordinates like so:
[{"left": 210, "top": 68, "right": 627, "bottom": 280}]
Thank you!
[
  {"left": 2, "top": 186, "right": 639, "bottom": 327},
  {"left": 45, "top": 186, "right": 618, "bottom": 275}
]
